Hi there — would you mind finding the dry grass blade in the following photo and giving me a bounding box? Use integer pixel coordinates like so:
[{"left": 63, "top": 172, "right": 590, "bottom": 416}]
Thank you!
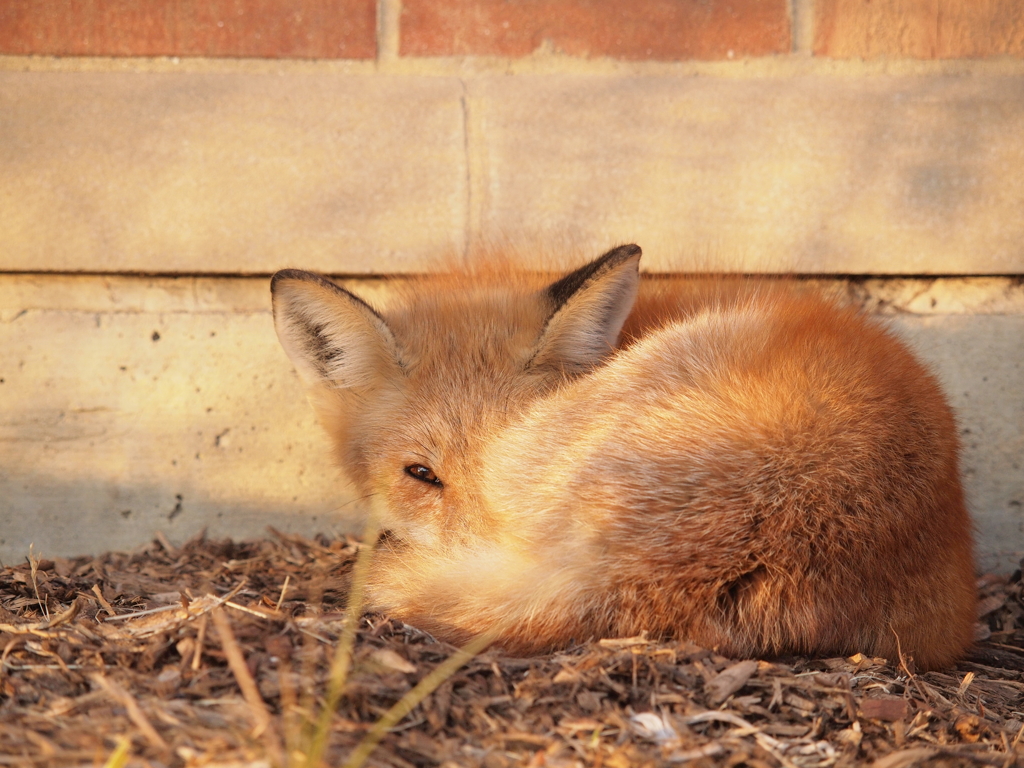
[
  {"left": 304, "top": 521, "right": 377, "bottom": 768},
  {"left": 91, "top": 673, "right": 169, "bottom": 753},
  {"left": 342, "top": 630, "right": 495, "bottom": 768},
  {"left": 101, "top": 736, "right": 132, "bottom": 768},
  {"left": 210, "top": 606, "right": 285, "bottom": 765},
  {"left": 303, "top": 520, "right": 493, "bottom": 768}
]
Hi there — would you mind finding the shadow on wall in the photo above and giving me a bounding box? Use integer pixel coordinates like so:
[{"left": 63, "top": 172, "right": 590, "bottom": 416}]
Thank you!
[
  {"left": 0, "top": 468, "right": 365, "bottom": 565},
  {"left": 890, "top": 314, "right": 1024, "bottom": 575},
  {"left": 0, "top": 283, "right": 1020, "bottom": 573}
]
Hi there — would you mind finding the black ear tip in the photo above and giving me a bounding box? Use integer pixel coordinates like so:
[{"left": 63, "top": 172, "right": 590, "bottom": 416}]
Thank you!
[
  {"left": 602, "top": 244, "right": 642, "bottom": 264},
  {"left": 271, "top": 269, "right": 306, "bottom": 293},
  {"left": 271, "top": 269, "right": 342, "bottom": 295}
]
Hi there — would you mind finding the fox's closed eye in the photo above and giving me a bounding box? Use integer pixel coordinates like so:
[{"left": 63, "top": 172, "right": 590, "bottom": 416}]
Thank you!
[{"left": 405, "top": 464, "right": 443, "bottom": 487}]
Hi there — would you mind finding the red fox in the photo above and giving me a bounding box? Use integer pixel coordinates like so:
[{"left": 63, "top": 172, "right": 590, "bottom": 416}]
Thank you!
[{"left": 271, "top": 245, "right": 976, "bottom": 670}]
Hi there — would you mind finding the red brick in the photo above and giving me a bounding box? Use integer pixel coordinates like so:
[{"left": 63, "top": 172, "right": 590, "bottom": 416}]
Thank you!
[
  {"left": 815, "top": 0, "right": 1024, "bottom": 58},
  {"left": 401, "top": 0, "right": 790, "bottom": 60},
  {"left": 0, "top": 0, "right": 376, "bottom": 59}
]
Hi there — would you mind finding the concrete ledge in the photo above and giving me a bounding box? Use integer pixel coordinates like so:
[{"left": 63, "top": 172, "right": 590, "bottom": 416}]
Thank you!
[
  {"left": 2, "top": 68, "right": 1023, "bottom": 274},
  {"left": 0, "top": 274, "right": 1020, "bottom": 572},
  {"left": 0, "top": 71, "right": 468, "bottom": 274},
  {"left": 468, "top": 74, "right": 1024, "bottom": 274}
]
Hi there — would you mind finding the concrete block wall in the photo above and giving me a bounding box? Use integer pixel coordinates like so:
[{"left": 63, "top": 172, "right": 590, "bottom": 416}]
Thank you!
[{"left": 0, "top": 1, "right": 1022, "bottom": 572}]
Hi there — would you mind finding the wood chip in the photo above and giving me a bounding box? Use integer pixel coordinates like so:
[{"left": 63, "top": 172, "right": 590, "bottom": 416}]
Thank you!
[
  {"left": 871, "top": 747, "right": 938, "bottom": 768},
  {"left": 705, "top": 659, "right": 759, "bottom": 705},
  {"left": 369, "top": 648, "right": 417, "bottom": 674},
  {"left": 859, "top": 696, "right": 911, "bottom": 721},
  {"left": 0, "top": 532, "right": 1019, "bottom": 767}
]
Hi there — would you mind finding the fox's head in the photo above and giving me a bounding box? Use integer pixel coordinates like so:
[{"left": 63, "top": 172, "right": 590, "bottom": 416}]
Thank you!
[{"left": 271, "top": 245, "right": 641, "bottom": 549}]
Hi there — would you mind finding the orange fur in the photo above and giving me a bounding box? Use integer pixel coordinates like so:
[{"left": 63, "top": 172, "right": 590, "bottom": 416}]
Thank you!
[{"left": 271, "top": 245, "right": 975, "bottom": 670}]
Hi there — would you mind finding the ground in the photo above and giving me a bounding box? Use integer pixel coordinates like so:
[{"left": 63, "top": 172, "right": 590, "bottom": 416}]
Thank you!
[{"left": 0, "top": 531, "right": 1021, "bottom": 768}]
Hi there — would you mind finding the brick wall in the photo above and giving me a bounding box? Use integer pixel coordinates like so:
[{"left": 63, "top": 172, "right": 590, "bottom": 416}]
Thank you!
[
  {"left": 2, "top": 0, "right": 1021, "bottom": 60},
  {"left": 0, "top": 0, "right": 378, "bottom": 58},
  {"left": 815, "top": 0, "right": 1024, "bottom": 59}
]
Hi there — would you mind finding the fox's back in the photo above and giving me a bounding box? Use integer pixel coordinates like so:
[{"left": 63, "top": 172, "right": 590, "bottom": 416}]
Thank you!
[{"left": 485, "top": 285, "right": 973, "bottom": 668}]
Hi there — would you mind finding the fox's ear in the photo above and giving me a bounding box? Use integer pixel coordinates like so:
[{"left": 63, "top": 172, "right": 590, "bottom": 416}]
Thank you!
[
  {"left": 530, "top": 244, "right": 641, "bottom": 373},
  {"left": 271, "top": 270, "right": 404, "bottom": 389}
]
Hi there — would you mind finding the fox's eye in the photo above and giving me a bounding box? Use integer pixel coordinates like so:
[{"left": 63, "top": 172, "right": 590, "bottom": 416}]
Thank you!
[{"left": 405, "top": 464, "right": 443, "bottom": 487}]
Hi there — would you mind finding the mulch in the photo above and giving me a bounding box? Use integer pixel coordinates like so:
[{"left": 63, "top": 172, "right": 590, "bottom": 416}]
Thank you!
[{"left": 0, "top": 530, "right": 1021, "bottom": 768}]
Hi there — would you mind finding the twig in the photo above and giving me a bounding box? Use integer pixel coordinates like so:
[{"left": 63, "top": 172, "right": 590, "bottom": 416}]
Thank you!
[
  {"left": 276, "top": 575, "right": 291, "bottom": 612},
  {"left": 191, "top": 613, "right": 207, "bottom": 672},
  {"left": 103, "top": 581, "right": 247, "bottom": 622},
  {"left": 3, "top": 662, "right": 91, "bottom": 672},
  {"left": 225, "top": 600, "right": 283, "bottom": 620},
  {"left": 154, "top": 531, "right": 178, "bottom": 558},
  {"left": 99, "top": 603, "right": 183, "bottom": 622},
  {"left": 90, "top": 585, "right": 116, "bottom": 619},
  {"left": 27, "top": 545, "right": 47, "bottom": 620},
  {"left": 38, "top": 596, "right": 84, "bottom": 630}
]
